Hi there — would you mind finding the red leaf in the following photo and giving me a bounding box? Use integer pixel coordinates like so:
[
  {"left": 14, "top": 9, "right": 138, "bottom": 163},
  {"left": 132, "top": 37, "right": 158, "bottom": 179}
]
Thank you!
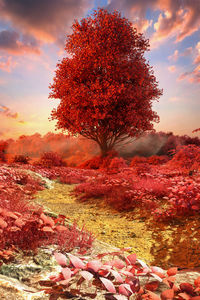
[
  {"left": 167, "top": 267, "right": 177, "bottom": 276},
  {"left": 111, "top": 259, "right": 126, "bottom": 269},
  {"left": 86, "top": 260, "right": 102, "bottom": 272},
  {"left": 80, "top": 270, "right": 93, "bottom": 281},
  {"left": 161, "top": 289, "right": 174, "bottom": 300},
  {"left": 126, "top": 253, "right": 136, "bottom": 265},
  {"left": 2, "top": 210, "right": 18, "bottom": 219},
  {"left": 110, "top": 270, "right": 124, "bottom": 283},
  {"left": 180, "top": 283, "right": 194, "bottom": 294},
  {"left": 55, "top": 225, "right": 68, "bottom": 232},
  {"left": 42, "top": 226, "right": 54, "bottom": 232},
  {"left": 0, "top": 217, "right": 7, "bottom": 228},
  {"left": 40, "top": 213, "right": 54, "bottom": 227},
  {"left": 178, "top": 292, "right": 190, "bottom": 300},
  {"left": 54, "top": 252, "right": 67, "bottom": 266},
  {"left": 194, "top": 276, "right": 200, "bottom": 287},
  {"left": 118, "top": 284, "right": 132, "bottom": 296},
  {"left": 67, "top": 253, "right": 85, "bottom": 269},
  {"left": 62, "top": 267, "right": 72, "bottom": 280},
  {"left": 9, "top": 226, "right": 20, "bottom": 232},
  {"left": 100, "top": 277, "right": 116, "bottom": 293},
  {"left": 14, "top": 218, "right": 26, "bottom": 227},
  {"left": 145, "top": 281, "right": 159, "bottom": 292}
]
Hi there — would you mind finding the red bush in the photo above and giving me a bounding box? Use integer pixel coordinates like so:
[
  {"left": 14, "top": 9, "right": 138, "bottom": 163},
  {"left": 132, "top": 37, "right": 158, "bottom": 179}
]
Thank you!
[
  {"left": 35, "top": 151, "right": 66, "bottom": 168},
  {"left": 167, "top": 145, "right": 200, "bottom": 171},
  {"left": 0, "top": 208, "right": 94, "bottom": 253},
  {"left": 78, "top": 151, "right": 118, "bottom": 170},
  {"left": 13, "top": 154, "right": 30, "bottom": 164}
]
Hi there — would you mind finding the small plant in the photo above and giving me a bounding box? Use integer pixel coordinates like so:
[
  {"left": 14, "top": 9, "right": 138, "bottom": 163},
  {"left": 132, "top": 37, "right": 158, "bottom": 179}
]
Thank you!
[{"left": 0, "top": 208, "right": 94, "bottom": 256}]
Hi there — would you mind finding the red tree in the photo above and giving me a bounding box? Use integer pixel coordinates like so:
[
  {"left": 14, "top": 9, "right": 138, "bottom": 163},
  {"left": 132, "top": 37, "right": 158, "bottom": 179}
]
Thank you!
[{"left": 49, "top": 9, "right": 162, "bottom": 156}]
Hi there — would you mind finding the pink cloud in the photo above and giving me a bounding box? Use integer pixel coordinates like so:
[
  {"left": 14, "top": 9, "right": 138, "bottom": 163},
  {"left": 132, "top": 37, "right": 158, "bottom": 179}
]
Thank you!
[
  {"left": 194, "top": 42, "right": 200, "bottom": 65},
  {"left": 178, "top": 65, "right": 200, "bottom": 84},
  {"left": 108, "top": 0, "right": 200, "bottom": 46},
  {"left": 0, "top": 104, "right": 26, "bottom": 123},
  {"left": 168, "top": 50, "right": 179, "bottom": 62},
  {"left": 0, "top": 56, "right": 17, "bottom": 72},
  {"left": 168, "top": 65, "right": 176, "bottom": 72}
]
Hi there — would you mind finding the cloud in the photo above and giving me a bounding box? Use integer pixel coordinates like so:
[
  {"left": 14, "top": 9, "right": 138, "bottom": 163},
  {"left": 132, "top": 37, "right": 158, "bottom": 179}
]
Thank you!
[
  {"left": 168, "top": 96, "right": 180, "bottom": 102},
  {"left": 178, "top": 41, "right": 200, "bottom": 84},
  {"left": 0, "top": 30, "right": 41, "bottom": 55},
  {"left": 178, "top": 65, "right": 200, "bottom": 84},
  {"left": 0, "top": 0, "right": 93, "bottom": 46},
  {"left": 168, "top": 65, "right": 176, "bottom": 72},
  {"left": 194, "top": 41, "right": 200, "bottom": 65},
  {"left": 107, "top": 0, "right": 155, "bottom": 33},
  {"left": 0, "top": 104, "right": 26, "bottom": 122},
  {"left": 151, "top": 0, "right": 200, "bottom": 46},
  {"left": 107, "top": 0, "right": 200, "bottom": 47},
  {"left": 0, "top": 56, "right": 17, "bottom": 72},
  {"left": 168, "top": 50, "right": 179, "bottom": 62}
]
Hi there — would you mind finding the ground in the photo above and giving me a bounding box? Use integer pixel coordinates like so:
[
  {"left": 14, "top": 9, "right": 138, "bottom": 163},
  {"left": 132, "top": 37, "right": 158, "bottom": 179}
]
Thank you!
[{"left": 35, "top": 182, "right": 200, "bottom": 270}]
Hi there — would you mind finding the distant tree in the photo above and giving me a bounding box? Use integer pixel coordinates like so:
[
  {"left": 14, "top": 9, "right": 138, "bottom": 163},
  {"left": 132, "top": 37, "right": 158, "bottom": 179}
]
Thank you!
[{"left": 49, "top": 8, "right": 162, "bottom": 156}]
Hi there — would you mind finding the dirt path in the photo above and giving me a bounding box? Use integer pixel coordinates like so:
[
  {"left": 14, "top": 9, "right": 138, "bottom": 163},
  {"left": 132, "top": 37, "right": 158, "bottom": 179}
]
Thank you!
[{"left": 35, "top": 182, "right": 200, "bottom": 269}]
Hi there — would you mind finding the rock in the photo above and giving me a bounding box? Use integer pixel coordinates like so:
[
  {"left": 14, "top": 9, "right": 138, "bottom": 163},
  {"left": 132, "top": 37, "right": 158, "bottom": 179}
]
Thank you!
[{"left": 0, "top": 274, "right": 48, "bottom": 300}]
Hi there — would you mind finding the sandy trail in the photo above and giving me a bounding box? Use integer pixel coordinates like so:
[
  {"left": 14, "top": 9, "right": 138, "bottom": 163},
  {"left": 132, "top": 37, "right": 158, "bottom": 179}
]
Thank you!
[{"left": 35, "top": 182, "right": 200, "bottom": 269}]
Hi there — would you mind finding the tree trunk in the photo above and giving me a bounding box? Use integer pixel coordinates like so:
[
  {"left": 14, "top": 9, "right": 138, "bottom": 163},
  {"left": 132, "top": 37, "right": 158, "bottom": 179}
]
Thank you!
[{"left": 99, "top": 142, "right": 113, "bottom": 157}]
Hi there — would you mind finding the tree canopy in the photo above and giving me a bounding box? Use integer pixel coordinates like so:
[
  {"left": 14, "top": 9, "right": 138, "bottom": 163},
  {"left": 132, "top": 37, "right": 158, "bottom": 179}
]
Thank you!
[{"left": 49, "top": 8, "right": 162, "bottom": 156}]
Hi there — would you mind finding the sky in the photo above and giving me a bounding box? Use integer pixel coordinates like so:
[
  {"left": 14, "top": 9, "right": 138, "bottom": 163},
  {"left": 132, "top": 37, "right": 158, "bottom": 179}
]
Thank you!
[{"left": 0, "top": 0, "right": 199, "bottom": 140}]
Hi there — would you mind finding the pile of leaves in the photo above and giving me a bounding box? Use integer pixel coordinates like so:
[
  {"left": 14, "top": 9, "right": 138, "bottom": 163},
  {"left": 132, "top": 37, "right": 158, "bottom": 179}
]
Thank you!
[{"left": 40, "top": 250, "right": 200, "bottom": 299}]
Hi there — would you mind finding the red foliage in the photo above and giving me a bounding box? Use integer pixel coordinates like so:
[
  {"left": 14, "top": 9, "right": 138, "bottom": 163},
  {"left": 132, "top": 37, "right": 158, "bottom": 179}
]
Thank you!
[
  {"left": 13, "top": 154, "right": 30, "bottom": 164},
  {"left": 108, "top": 157, "right": 128, "bottom": 172},
  {"left": 41, "top": 250, "right": 200, "bottom": 299},
  {"left": 49, "top": 8, "right": 162, "bottom": 156},
  {"left": 0, "top": 165, "right": 94, "bottom": 255},
  {"left": 167, "top": 145, "right": 200, "bottom": 171},
  {"left": 35, "top": 151, "right": 66, "bottom": 168},
  {"left": 0, "top": 208, "right": 94, "bottom": 253},
  {"left": 130, "top": 156, "right": 148, "bottom": 166},
  {"left": 78, "top": 151, "right": 118, "bottom": 170},
  {"left": 147, "top": 155, "right": 169, "bottom": 165}
]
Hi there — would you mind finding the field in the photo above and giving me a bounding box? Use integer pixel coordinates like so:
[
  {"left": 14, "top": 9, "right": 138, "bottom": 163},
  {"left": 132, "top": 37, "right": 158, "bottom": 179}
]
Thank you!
[{"left": 0, "top": 134, "right": 200, "bottom": 299}]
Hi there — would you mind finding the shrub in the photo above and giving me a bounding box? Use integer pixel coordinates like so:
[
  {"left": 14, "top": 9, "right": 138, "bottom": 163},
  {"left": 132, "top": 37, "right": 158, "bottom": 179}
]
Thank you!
[
  {"left": 13, "top": 154, "right": 30, "bottom": 164},
  {"left": 35, "top": 151, "right": 66, "bottom": 168},
  {"left": 130, "top": 156, "right": 147, "bottom": 166},
  {"left": 108, "top": 157, "right": 128, "bottom": 173},
  {"left": 167, "top": 145, "right": 200, "bottom": 171},
  {"left": 0, "top": 209, "right": 94, "bottom": 254},
  {"left": 78, "top": 151, "right": 118, "bottom": 170}
]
